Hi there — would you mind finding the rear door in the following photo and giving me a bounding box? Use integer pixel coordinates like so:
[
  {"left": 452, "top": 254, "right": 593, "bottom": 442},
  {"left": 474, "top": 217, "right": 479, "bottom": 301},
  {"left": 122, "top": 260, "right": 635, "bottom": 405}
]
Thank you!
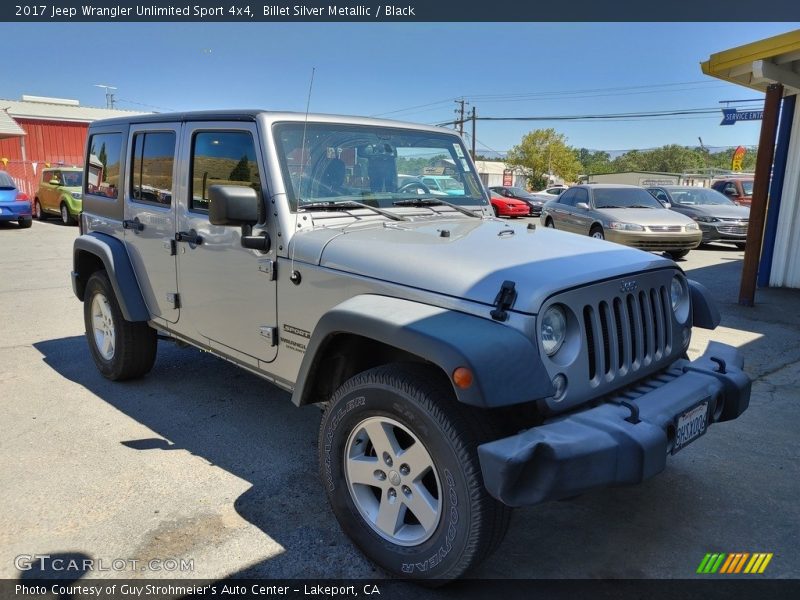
[
  {"left": 123, "top": 124, "right": 180, "bottom": 323},
  {"left": 174, "top": 122, "right": 278, "bottom": 365}
]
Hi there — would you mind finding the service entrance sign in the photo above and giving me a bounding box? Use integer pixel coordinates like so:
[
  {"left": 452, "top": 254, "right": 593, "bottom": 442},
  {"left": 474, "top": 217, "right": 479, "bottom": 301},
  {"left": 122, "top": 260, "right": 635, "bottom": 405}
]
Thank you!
[{"left": 720, "top": 108, "right": 764, "bottom": 126}]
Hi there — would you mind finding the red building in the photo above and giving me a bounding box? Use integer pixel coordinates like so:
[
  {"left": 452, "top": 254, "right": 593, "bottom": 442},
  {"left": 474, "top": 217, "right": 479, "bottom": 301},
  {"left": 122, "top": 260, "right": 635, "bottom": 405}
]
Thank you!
[{"left": 0, "top": 95, "right": 142, "bottom": 197}]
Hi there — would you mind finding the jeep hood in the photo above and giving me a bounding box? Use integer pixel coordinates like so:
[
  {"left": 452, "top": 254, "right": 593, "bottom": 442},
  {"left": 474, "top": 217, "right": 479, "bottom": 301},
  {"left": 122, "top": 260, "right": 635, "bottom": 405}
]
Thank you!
[{"left": 290, "top": 218, "right": 675, "bottom": 314}]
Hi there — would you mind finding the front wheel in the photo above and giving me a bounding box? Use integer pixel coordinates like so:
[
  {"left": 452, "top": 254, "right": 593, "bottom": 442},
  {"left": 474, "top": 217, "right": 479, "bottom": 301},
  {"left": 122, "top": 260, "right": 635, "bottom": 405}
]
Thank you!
[
  {"left": 590, "top": 225, "right": 605, "bottom": 240},
  {"left": 60, "top": 202, "right": 76, "bottom": 226},
  {"left": 318, "top": 364, "right": 510, "bottom": 581},
  {"left": 83, "top": 271, "right": 157, "bottom": 380},
  {"left": 667, "top": 249, "right": 690, "bottom": 259}
]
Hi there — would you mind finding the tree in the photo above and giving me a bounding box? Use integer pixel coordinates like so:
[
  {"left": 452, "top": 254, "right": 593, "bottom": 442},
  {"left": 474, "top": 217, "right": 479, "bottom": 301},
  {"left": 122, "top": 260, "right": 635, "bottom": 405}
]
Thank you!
[
  {"left": 576, "top": 148, "right": 611, "bottom": 175},
  {"left": 506, "top": 129, "right": 582, "bottom": 189},
  {"left": 229, "top": 155, "right": 251, "bottom": 181}
]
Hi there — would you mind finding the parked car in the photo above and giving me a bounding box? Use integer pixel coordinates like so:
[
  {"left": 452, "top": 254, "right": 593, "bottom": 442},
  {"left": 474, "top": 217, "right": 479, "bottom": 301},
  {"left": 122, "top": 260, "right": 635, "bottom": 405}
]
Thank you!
[
  {"left": 711, "top": 177, "right": 753, "bottom": 207},
  {"left": 419, "top": 174, "right": 465, "bottom": 196},
  {"left": 0, "top": 171, "right": 32, "bottom": 228},
  {"left": 72, "top": 110, "right": 749, "bottom": 581},
  {"left": 540, "top": 185, "right": 567, "bottom": 195},
  {"left": 540, "top": 184, "right": 702, "bottom": 259},
  {"left": 34, "top": 166, "right": 83, "bottom": 225},
  {"left": 489, "top": 186, "right": 547, "bottom": 216},
  {"left": 487, "top": 188, "right": 530, "bottom": 218},
  {"left": 647, "top": 186, "right": 750, "bottom": 248}
]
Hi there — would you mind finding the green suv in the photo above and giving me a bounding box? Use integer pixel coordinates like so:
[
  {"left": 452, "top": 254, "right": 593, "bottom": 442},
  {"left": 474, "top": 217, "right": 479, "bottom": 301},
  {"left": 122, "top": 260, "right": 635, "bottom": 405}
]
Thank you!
[{"left": 34, "top": 167, "right": 83, "bottom": 225}]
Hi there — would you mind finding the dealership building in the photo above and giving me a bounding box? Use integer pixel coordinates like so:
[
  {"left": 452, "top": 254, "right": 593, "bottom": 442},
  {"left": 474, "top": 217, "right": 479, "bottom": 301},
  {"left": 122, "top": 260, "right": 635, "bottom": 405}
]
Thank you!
[
  {"left": 0, "top": 95, "right": 141, "bottom": 197},
  {"left": 702, "top": 30, "right": 800, "bottom": 293}
]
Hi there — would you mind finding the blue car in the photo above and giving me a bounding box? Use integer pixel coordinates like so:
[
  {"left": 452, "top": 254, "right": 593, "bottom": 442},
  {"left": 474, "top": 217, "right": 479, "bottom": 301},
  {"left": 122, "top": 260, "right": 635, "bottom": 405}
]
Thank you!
[{"left": 0, "top": 171, "right": 32, "bottom": 228}]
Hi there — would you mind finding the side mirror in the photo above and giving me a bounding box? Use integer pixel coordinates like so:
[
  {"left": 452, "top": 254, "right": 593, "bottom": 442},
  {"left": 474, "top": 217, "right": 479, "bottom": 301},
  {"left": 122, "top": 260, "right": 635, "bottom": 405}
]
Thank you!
[
  {"left": 209, "top": 185, "right": 260, "bottom": 226},
  {"left": 663, "top": 202, "right": 672, "bottom": 209},
  {"left": 209, "top": 185, "right": 270, "bottom": 252},
  {"left": 576, "top": 202, "right": 590, "bottom": 210},
  {"left": 723, "top": 188, "right": 738, "bottom": 197},
  {"left": 50, "top": 178, "right": 60, "bottom": 185}
]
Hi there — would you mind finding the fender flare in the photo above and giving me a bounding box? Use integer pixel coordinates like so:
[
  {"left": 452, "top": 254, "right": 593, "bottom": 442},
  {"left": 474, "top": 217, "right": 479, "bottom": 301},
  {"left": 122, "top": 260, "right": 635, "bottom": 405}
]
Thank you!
[
  {"left": 291, "top": 295, "right": 554, "bottom": 408},
  {"left": 72, "top": 232, "right": 150, "bottom": 322},
  {"left": 688, "top": 279, "right": 720, "bottom": 330}
]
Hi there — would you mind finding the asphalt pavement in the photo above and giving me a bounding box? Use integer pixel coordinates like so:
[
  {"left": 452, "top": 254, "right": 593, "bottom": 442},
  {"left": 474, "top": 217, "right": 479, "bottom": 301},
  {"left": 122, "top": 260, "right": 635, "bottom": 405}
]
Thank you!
[{"left": 0, "top": 218, "right": 798, "bottom": 584}]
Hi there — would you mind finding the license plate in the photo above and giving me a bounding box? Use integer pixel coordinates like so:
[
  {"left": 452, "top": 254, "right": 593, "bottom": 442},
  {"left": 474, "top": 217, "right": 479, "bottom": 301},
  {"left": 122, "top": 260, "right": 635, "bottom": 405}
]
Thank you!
[{"left": 672, "top": 401, "right": 709, "bottom": 454}]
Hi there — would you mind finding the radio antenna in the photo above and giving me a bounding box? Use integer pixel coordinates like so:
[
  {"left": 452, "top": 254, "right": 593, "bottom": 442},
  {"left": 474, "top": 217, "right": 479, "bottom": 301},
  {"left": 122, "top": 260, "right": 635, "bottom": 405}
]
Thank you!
[{"left": 290, "top": 67, "right": 315, "bottom": 279}]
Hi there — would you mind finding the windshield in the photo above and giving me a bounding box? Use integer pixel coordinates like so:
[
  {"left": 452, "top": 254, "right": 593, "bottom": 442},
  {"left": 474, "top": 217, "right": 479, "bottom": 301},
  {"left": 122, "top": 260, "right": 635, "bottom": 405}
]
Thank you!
[
  {"left": 273, "top": 122, "right": 487, "bottom": 211},
  {"left": 593, "top": 188, "right": 664, "bottom": 209},
  {"left": 60, "top": 171, "right": 83, "bottom": 187},
  {"left": 666, "top": 187, "right": 736, "bottom": 206},
  {"left": 507, "top": 187, "right": 533, "bottom": 198}
]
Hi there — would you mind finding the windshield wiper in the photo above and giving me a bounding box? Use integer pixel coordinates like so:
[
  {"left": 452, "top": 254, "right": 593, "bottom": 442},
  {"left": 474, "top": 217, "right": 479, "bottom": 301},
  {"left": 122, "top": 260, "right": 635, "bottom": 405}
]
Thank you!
[
  {"left": 299, "top": 200, "right": 407, "bottom": 222},
  {"left": 393, "top": 197, "right": 481, "bottom": 218},
  {"left": 628, "top": 205, "right": 657, "bottom": 209}
]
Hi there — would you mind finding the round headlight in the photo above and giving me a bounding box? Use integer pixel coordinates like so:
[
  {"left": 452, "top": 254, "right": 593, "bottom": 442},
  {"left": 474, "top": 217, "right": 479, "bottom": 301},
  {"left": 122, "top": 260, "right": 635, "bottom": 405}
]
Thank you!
[
  {"left": 670, "top": 275, "right": 690, "bottom": 324},
  {"left": 541, "top": 305, "right": 567, "bottom": 356}
]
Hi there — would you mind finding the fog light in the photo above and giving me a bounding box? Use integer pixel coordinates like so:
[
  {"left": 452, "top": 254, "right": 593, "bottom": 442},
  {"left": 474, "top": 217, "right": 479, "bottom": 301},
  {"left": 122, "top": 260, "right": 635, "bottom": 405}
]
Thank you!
[
  {"left": 552, "top": 374, "right": 567, "bottom": 401},
  {"left": 452, "top": 367, "right": 474, "bottom": 389}
]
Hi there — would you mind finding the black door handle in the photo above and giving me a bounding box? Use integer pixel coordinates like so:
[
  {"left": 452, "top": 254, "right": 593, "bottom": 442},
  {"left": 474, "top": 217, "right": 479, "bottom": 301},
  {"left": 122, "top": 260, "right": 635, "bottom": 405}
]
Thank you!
[
  {"left": 175, "top": 230, "right": 203, "bottom": 245},
  {"left": 123, "top": 219, "right": 144, "bottom": 232}
]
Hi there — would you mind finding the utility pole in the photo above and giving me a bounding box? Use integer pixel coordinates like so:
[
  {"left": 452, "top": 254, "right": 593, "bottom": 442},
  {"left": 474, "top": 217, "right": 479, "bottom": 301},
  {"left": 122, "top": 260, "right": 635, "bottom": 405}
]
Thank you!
[
  {"left": 470, "top": 106, "right": 476, "bottom": 159},
  {"left": 94, "top": 84, "right": 117, "bottom": 109},
  {"left": 455, "top": 99, "right": 467, "bottom": 136}
]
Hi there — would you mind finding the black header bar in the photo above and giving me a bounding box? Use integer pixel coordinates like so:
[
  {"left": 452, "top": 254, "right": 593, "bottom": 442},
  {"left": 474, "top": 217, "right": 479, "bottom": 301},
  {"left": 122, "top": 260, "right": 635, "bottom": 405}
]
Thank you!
[{"left": 3, "top": 0, "right": 800, "bottom": 22}]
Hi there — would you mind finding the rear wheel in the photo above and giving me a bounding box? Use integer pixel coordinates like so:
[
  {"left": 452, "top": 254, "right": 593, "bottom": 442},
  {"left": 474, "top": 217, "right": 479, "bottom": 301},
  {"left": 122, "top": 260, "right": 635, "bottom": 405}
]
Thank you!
[
  {"left": 590, "top": 225, "right": 604, "bottom": 240},
  {"left": 319, "top": 364, "right": 510, "bottom": 581},
  {"left": 18, "top": 217, "right": 32, "bottom": 229},
  {"left": 83, "top": 271, "right": 157, "bottom": 380},
  {"left": 34, "top": 200, "right": 47, "bottom": 220},
  {"left": 60, "top": 202, "right": 75, "bottom": 226},
  {"left": 667, "top": 249, "right": 690, "bottom": 259},
  {"left": 545, "top": 217, "right": 555, "bottom": 228}
]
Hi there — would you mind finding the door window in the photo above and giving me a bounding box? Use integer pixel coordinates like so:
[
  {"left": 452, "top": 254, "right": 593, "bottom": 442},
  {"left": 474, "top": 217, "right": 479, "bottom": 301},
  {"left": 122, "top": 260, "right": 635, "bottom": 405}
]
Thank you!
[
  {"left": 86, "top": 133, "right": 123, "bottom": 199},
  {"left": 559, "top": 188, "right": 577, "bottom": 207},
  {"left": 190, "top": 131, "right": 260, "bottom": 212},
  {"left": 130, "top": 132, "right": 176, "bottom": 205}
]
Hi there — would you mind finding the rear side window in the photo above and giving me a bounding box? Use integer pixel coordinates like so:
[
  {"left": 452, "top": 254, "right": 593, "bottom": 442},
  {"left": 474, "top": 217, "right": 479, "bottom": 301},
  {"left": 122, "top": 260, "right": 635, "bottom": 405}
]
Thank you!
[
  {"left": 559, "top": 188, "right": 577, "bottom": 206},
  {"left": 190, "top": 131, "right": 259, "bottom": 212},
  {"left": 130, "top": 132, "right": 176, "bottom": 206},
  {"left": 0, "top": 171, "right": 15, "bottom": 188},
  {"left": 86, "top": 133, "right": 123, "bottom": 199}
]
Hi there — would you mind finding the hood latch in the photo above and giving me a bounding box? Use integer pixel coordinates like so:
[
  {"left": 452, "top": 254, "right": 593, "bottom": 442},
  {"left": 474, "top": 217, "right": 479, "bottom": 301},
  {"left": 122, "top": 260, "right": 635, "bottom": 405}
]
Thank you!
[{"left": 490, "top": 280, "right": 517, "bottom": 322}]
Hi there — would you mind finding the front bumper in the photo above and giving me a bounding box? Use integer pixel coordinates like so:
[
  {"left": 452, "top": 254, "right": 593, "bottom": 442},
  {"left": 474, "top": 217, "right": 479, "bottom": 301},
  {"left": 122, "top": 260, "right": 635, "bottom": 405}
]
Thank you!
[
  {"left": 700, "top": 222, "right": 748, "bottom": 242},
  {"left": 605, "top": 229, "right": 703, "bottom": 251},
  {"left": 478, "top": 342, "right": 750, "bottom": 507}
]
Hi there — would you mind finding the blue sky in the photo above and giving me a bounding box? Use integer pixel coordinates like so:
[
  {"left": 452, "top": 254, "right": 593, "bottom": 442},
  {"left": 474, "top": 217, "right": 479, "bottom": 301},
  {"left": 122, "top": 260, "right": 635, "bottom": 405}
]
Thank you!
[{"left": 2, "top": 22, "right": 797, "bottom": 154}]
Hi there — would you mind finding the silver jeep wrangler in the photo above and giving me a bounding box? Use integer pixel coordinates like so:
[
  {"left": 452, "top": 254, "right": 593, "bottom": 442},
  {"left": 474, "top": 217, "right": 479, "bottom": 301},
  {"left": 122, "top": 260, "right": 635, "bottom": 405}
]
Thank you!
[{"left": 72, "top": 111, "right": 750, "bottom": 581}]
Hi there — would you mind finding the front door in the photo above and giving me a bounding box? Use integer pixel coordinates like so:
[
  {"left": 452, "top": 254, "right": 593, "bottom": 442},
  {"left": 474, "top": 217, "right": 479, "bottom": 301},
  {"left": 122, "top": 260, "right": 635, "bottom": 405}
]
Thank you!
[
  {"left": 174, "top": 122, "right": 278, "bottom": 365},
  {"left": 124, "top": 125, "right": 180, "bottom": 323}
]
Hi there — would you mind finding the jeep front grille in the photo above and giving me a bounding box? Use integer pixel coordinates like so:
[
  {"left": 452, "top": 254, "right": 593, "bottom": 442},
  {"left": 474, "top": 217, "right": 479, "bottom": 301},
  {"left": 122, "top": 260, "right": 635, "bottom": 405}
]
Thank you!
[{"left": 582, "top": 286, "right": 672, "bottom": 384}]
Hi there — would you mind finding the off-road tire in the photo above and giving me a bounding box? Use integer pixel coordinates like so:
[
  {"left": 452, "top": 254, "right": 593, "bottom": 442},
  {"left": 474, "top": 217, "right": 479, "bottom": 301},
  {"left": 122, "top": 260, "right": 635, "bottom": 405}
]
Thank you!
[
  {"left": 318, "top": 363, "right": 511, "bottom": 582},
  {"left": 83, "top": 271, "right": 157, "bottom": 381}
]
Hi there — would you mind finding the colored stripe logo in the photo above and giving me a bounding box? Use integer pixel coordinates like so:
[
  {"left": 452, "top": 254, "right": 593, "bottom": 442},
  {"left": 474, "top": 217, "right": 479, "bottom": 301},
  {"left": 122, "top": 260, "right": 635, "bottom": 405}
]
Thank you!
[{"left": 697, "top": 552, "right": 773, "bottom": 574}]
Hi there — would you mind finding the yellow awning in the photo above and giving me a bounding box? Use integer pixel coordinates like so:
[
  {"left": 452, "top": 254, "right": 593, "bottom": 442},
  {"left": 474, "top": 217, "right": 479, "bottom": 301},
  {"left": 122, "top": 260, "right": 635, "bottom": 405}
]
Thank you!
[{"left": 701, "top": 29, "right": 800, "bottom": 94}]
